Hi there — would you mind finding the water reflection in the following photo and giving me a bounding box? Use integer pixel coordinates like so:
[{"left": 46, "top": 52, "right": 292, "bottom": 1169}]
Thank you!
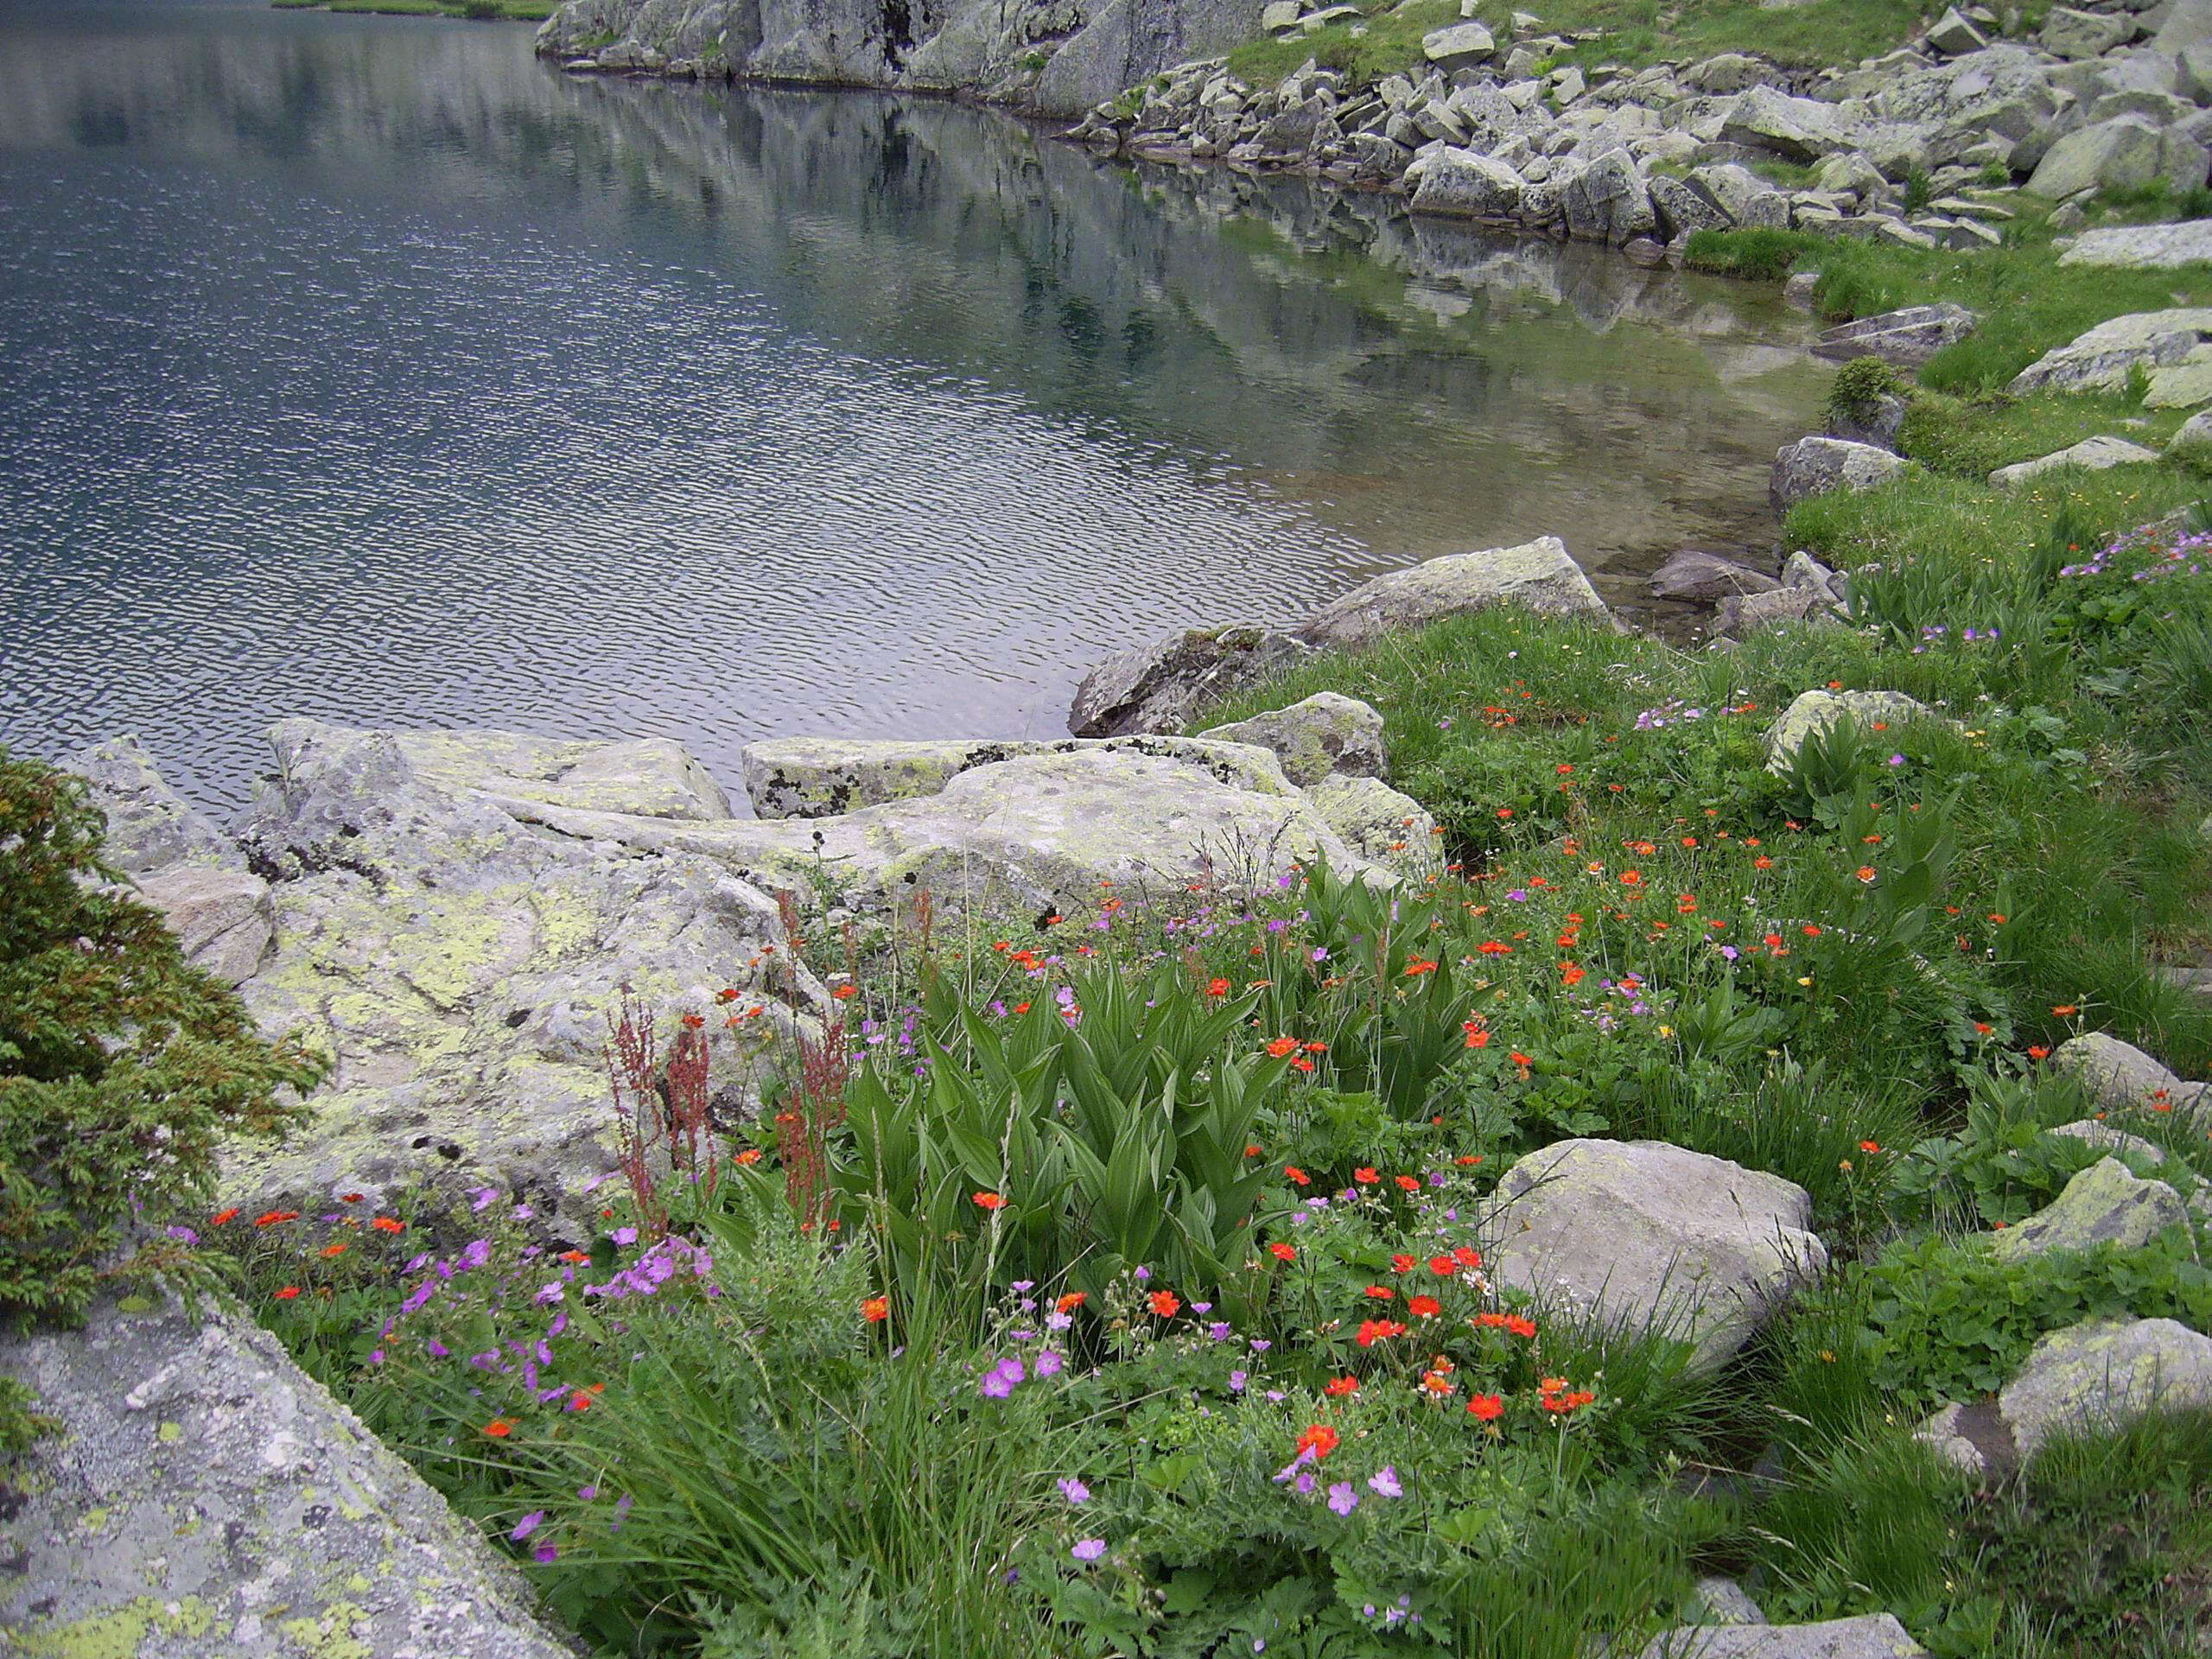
[{"left": 0, "top": 0, "right": 1823, "bottom": 811}]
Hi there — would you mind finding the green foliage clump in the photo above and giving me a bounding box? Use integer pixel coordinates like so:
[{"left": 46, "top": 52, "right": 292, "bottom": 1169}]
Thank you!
[
  {"left": 1824, "top": 357, "right": 1905, "bottom": 430},
  {"left": 0, "top": 752, "right": 325, "bottom": 1335}
]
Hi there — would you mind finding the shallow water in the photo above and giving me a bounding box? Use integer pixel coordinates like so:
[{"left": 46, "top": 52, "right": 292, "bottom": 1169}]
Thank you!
[{"left": 0, "top": 0, "right": 1826, "bottom": 812}]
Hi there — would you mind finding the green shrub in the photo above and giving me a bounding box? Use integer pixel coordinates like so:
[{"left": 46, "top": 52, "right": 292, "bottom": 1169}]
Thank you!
[
  {"left": 0, "top": 752, "right": 325, "bottom": 1335},
  {"left": 1824, "top": 356, "right": 1904, "bottom": 430}
]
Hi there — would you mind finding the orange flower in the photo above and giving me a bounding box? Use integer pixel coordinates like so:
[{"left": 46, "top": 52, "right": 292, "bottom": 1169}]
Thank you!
[
  {"left": 1364, "top": 1285, "right": 1395, "bottom": 1300},
  {"left": 1504, "top": 1315, "right": 1537, "bottom": 1338},
  {"left": 371, "top": 1216, "right": 404, "bottom": 1234},
  {"left": 1354, "top": 1166, "right": 1379, "bottom": 1185},
  {"left": 972, "top": 1191, "right": 1007, "bottom": 1211},
  {"left": 734, "top": 1147, "right": 763, "bottom": 1166},
  {"left": 1408, "top": 1294, "right": 1441, "bottom": 1319},
  {"left": 1355, "top": 1318, "right": 1405, "bottom": 1347},
  {"left": 1244, "top": 1143, "right": 1265, "bottom": 1157},
  {"left": 1389, "top": 1253, "right": 1415, "bottom": 1272},
  {"left": 253, "top": 1211, "right": 300, "bottom": 1228},
  {"left": 1855, "top": 867, "right": 1877, "bottom": 884},
  {"left": 340, "top": 1192, "right": 364, "bottom": 1204},
  {"left": 1207, "top": 978, "right": 1230, "bottom": 997},
  {"left": 832, "top": 984, "right": 858, "bottom": 1001},
  {"left": 1295, "top": 1423, "right": 1340, "bottom": 1459},
  {"left": 862, "top": 1296, "right": 890, "bottom": 1323},
  {"left": 211, "top": 1207, "right": 240, "bottom": 1226},
  {"left": 1420, "top": 1371, "right": 1456, "bottom": 1395},
  {"left": 483, "top": 1419, "right": 514, "bottom": 1439},
  {"left": 1560, "top": 963, "right": 1586, "bottom": 988},
  {"left": 1467, "top": 1393, "right": 1504, "bottom": 1421},
  {"left": 1268, "top": 1242, "right": 1297, "bottom": 1262},
  {"left": 1452, "top": 1247, "right": 1482, "bottom": 1269},
  {"left": 1266, "top": 1036, "right": 1299, "bottom": 1058},
  {"left": 320, "top": 1243, "right": 348, "bottom": 1259},
  {"left": 1427, "top": 1255, "right": 1457, "bottom": 1276},
  {"left": 1403, "top": 959, "right": 1439, "bottom": 976},
  {"left": 1464, "top": 1023, "right": 1491, "bottom": 1049},
  {"left": 1284, "top": 1166, "right": 1311, "bottom": 1186},
  {"left": 273, "top": 1286, "right": 301, "bottom": 1300},
  {"left": 1149, "top": 1291, "right": 1181, "bottom": 1319},
  {"left": 1753, "top": 855, "right": 1773, "bottom": 870},
  {"left": 1325, "top": 1376, "right": 1360, "bottom": 1396},
  {"left": 1056, "top": 1291, "right": 1088, "bottom": 1313},
  {"left": 2052, "top": 1003, "right": 2078, "bottom": 1016},
  {"left": 2027, "top": 1045, "right": 2050, "bottom": 1061},
  {"left": 1859, "top": 1140, "right": 1880, "bottom": 1154}
]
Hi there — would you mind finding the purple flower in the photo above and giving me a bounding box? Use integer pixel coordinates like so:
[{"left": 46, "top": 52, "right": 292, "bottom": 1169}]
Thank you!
[
  {"left": 1071, "top": 1539, "right": 1107, "bottom": 1562},
  {"left": 533, "top": 1544, "right": 559, "bottom": 1564},
  {"left": 1294, "top": 1471, "right": 1316, "bottom": 1495},
  {"left": 578, "top": 1484, "right": 599, "bottom": 1501},
  {"left": 1327, "top": 1482, "right": 1359, "bottom": 1516},
  {"left": 469, "top": 1186, "right": 499, "bottom": 1212},
  {"left": 1035, "top": 1351, "right": 1064, "bottom": 1379},
  {"left": 165, "top": 1224, "right": 199, "bottom": 1245},
  {"left": 1367, "top": 1465, "right": 1402, "bottom": 1498},
  {"left": 427, "top": 1339, "right": 449, "bottom": 1358},
  {"left": 612, "top": 1226, "right": 637, "bottom": 1246},
  {"left": 512, "top": 1511, "right": 544, "bottom": 1542},
  {"left": 1229, "top": 1369, "right": 1249, "bottom": 1392},
  {"left": 1058, "top": 1477, "right": 1090, "bottom": 1504},
  {"left": 1207, "top": 1322, "right": 1233, "bottom": 1341}
]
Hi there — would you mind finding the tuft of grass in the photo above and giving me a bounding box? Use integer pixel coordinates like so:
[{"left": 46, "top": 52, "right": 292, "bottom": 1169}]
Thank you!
[{"left": 1682, "top": 227, "right": 1816, "bottom": 283}]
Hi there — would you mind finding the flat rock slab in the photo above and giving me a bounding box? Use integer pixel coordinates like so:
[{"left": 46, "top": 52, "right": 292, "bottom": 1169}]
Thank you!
[
  {"left": 1811, "top": 303, "right": 1980, "bottom": 368},
  {"left": 2009, "top": 308, "right": 2212, "bottom": 394},
  {"left": 1635, "top": 1612, "right": 1927, "bottom": 1657},
  {"left": 1480, "top": 1138, "right": 1828, "bottom": 1370},
  {"left": 1300, "top": 537, "right": 1609, "bottom": 648},
  {"left": 0, "top": 1293, "right": 578, "bottom": 1659},
  {"left": 1989, "top": 434, "right": 2161, "bottom": 488},
  {"left": 2059, "top": 219, "right": 2212, "bottom": 269}
]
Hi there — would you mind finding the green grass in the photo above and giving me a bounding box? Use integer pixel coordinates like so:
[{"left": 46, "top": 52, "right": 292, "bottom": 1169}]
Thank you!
[
  {"left": 1472, "top": 0, "right": 1940, "bottom": 70},
  {"left": 1226, "top": 0, "right": 1459, "bottom": 91}
]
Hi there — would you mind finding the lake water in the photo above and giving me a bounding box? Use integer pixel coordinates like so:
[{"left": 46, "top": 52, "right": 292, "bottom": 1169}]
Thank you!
[{"left": 0, "top": 0, "right": 1826, "bottom": 813}]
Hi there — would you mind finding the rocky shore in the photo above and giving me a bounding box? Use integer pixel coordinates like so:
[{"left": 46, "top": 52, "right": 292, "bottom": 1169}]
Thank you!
[{"left": 538, "top": 0, "right": 2212, "bottom": 260}]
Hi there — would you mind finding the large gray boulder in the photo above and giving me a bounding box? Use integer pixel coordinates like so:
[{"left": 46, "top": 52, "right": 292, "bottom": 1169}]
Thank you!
[
  {"left": 2053, "top": 1031, "right": 2209, "bottom": 1118},
  {"left": 1762, "top": 689, "right": 1948, "bottom": 771},
  {"left": 1812, "top": 303, "right": 1980, "bottom": 368},
  {"left": 1988, "top": 434, "right": 2162, "bottom": 487},
  {"left": 1200, "top": 691, "right": 1388, "bottom": 786},
  {"left": 1408, "top": 148, "right": 1526, "bottom": 220},
  {"left": 63, "top": 734, "right": 241, "bottom": 874},
  {"left": 2041, "top": 5, "right": 2138, "bottom": 60},
  {"left": 1770, "top": 437, "right": 1906, "bottom": 512},
  {"left": 2028, "top": 114, "right": 2166, "bottom": 198},
  {"left": 1300, "top": 537, "right": 1609, "bottom": 649},
  {"left": 2009, "top": 308, "right": 2212, "bottom": 392},
  {"left": 2058, "top": 218, "right": 2212, "bottom": 269},
  {"left": 1561, "top": 149, "right": 1657, "bottom": 246},
  {"left": 1481, "top": 1139, "right": 1829, "bottom": 1371},
  {"left": 1992, "top": 1157, "right": 2190, "bottom": 1258},
  {"left": 2168, "top": 406, "right": 2212, "bottom": 464},
  {"left": 1721, "top": 86, "right": 1859, "bottom": 162},
  {"left": 1634, "top": 1614, "right": 1927, "bottom": 1659},
  {"left": 1649, "top": 173, "right": 1735, "bottom": 238},
  {"left": 1306, "top": 773, "right": 1442, "bottom": 878},
  {"left": 0, "top": 1292, "right": 579, "bottom": 1658},
  {"left": 1068, "top": 624, "right": 1312, "bottom": 738}
]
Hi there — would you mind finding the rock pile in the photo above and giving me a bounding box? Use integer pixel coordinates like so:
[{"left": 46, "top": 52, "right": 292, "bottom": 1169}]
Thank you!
[{"left": 1064, "top": 13, "right": 2212, "bottom": 258}]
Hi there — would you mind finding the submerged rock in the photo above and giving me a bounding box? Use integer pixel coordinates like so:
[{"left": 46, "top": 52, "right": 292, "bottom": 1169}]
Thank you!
[
  {"left": 0, "top": 1291, "right": 579, "bottom": 1658},
  {"left": 1480, "top": 1138, "right": 1829, "bottom": 1371},
  {"left": 1649, "top": 550, "right": 1780, "bottom": 604},
  {"left": 1200, "top": 691, "right": 1389, "bottom": 786},
  {"left": 1300, "top": 537, "right": 1609, "bottom": 649}
]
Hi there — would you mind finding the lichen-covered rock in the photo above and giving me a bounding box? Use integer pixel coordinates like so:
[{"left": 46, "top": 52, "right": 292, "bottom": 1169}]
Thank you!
[
  {"left": 1762, "top": 689, "right": 1947, "bottom": 771},
  {"left": 1304, "top": 773, "right": 1440, "bottom": 877},
  {"left": 1988, "top": 434, "right": 2162, "bottom": 488},
  {"left": 2001, "top": 1317, "right": 2212, "bottom": 1461},
  {"left": 2170, "top": 407, "right": 2212, "bottom": 467},
  {"left": 2048, "top": 1118, "right": 2169, "bottom": 1165},
  {"left": 133, "top": 867, "right": 273, "bottom": 987},
  {"left": 1770, "top": 436, "right": 1905, "bottom": 512},
  {"left": 1633, "top": 1613, "right": 1927, "bottom": 1658},
  {"left": 62, "top": 734, "right": 241, "bottom": 874},
  {"left": 2052, "top": 1031, "right": 2209, "bottom": 1119},
  {"left": 1480, "top": 1139, "right": 1829, "bottom": 1371},
  {"left": 1300, "top": 537, "right": 1608, "bottom": 648},
  {"left": 1812, "top": 303, "right": 1980, "bottom": 368},
  {"left": 0, "top": 1291, "right": 580, "bottom": 1659},
  {"left": 1408, "top": 148, "right": 1526, "bottom": 219},
  {"left": 1993, "top": 1157, "right": 2189, "bottom": 1258},
  {"left": 1068, "top": 623, "right": 1313, "bottom": 737},
  {"left": 2059, "top": 218, "right": 2212, "bottom": 270},
  {"left": 1721, "top": 86, "right": 1859, "bottom": 162},
  {"left": 1561, "top": 149, "right": 1656, "bottom": 246},
  {"left": 1201, "top": 691, "right": 1388, "bottom": 786},
  {"left": 2039, "top": 5, "right": 2136, "bottom": 60}
]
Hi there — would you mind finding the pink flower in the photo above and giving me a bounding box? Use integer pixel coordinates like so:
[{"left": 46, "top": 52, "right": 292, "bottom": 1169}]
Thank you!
[
  {"left": 1071, "top": 1538, "right": 1107, "bottom": 1562},
  {"left": 1326, "top": 1482, "right": 1359, "bottom": 1516}
]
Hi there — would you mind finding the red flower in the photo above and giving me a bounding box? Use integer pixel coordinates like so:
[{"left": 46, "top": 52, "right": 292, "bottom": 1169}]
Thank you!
[
  {"left": 1325, "top": 1376, "right": 1359, "bottom": 1396},
  {"left": 253, "top": 1211, "right": 300, "bottom": 1228},
  {"left": 1467, "top": 1393, "right": 1503, "bottom": 1421},
  {"left": 1363, "top": 1285, "right": 1395, "bottom": 1301},
  {"left": 1504, "top": 1315, "right": 1537, "bottom": 1338},
  {"left": 1464, "top": 1023, "right": 1491, "bottom": 1049},
  {"left": 1267, "top": 1036, "right": 1299, "bottom": 1058},
  {"left": 1268, "top": 1243, "right": 1297, "bottom": 1262},
  {"left": 273, "top": 1286, "right": 301, "bottom": 1300},
  {"left": 1354, "top": 1166, "right": 1379, "bottom": 1185},
  {"left": 1403, "top": 959, "right": 1439, "bottom": 976},
  {"left": 339, "top": 1192, "right": 364, "bottom": 1204},
  {"left": 2027, "top": 1046, "right": 2050, "bottom": 1061},
  {"left": 1355, "top": 1319, "right": 1405, "bottom": 1348},
  {"left": 1408, "top": 1294, "right": 1441, "bottom": 1319},
  {"left": 210, "top": 1208, "right": 240, "bottom": 1226},
  {"left": 1149, "top": 1291, "right": 1181, "bottom": 1319},
  {"left": 1295, "top": 1423, "right": 1340, "bottom": 1459},
  {"left": 1056, "top": 1292, "right": 1088, "bottom": 1313},
  {"left": 483, "top": 1419, "right": 514, "bottom": 1439},
  {"left": 1395, "top": 1174, "right": 1421, "bottom": 1192},
  {"left": 1859, "top": 1140, "right": 1880, "bottom": 1154},
  {"left": 1207, "top": 978, "right": 1231, "bottom": 998},
  {"left": 862, "top": 1296, "right": 890, "bottom": 1323},
  {"left": 733, "top": 1147, "right": 763, "bottom": 1166},
  {"left": 1284, "top": 1166, "right": 1311, "bottom": 1186},
  {"left": 1389, "top": 1253, "right": 1415, "bottom": 1273},
  {"left": 1452, "top": 1247, "right": 1481, "bottom": 1269},
  {"left": 1428, "top": 1255, "right": 1457, "bottom": 1276},
  {"left": 972, "top": 1192, "right": 1007, "bottom": 1211},
  {"left": 831, "top": 984, "right": 858, "bottom": 1001},
  {"left": 371, "top": 1216, "right": 404, "bottom": 1234}
]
